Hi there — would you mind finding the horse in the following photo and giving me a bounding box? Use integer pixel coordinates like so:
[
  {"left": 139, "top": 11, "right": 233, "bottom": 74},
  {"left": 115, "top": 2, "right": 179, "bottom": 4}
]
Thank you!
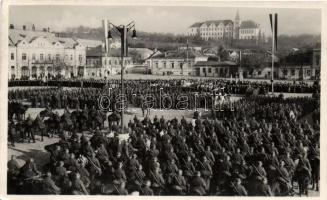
[{"left": 9, "top": 102, "right": 28, "bottom": 121}]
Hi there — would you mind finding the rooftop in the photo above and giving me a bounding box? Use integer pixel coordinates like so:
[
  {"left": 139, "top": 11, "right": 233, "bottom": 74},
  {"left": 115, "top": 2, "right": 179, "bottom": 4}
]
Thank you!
[
  {"left": 150, "top": 50, "right": 204, "bottom": 59},
  {"left": 189, "top": 20, "right": 234, "bottom": 28},
  {"left": 240, "top": 20, "right": 259, "bottom": 29},
  {"left": 194, "top": 60, "right": 237, "bottom": 67},
  {"left": 9, "top": 28, "right": 80, "bottom": 48}
]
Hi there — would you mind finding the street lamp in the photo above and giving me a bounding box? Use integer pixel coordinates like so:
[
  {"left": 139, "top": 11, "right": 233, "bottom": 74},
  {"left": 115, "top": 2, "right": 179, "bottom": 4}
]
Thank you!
[{"left": 107, "top": 21, "right": 137, "bottom": 133}]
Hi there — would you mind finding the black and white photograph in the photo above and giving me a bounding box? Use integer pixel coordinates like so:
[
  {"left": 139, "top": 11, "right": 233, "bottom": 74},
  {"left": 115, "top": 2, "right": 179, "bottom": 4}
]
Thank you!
[{"left": 3, "top": 0, "right": 323, "bottom": 197}]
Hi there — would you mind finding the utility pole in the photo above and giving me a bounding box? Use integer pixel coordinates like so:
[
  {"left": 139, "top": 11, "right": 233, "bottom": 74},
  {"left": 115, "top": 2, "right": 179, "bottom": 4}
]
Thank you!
[{"left": 107, "top": 21, "right": 137, "bottom": 133}]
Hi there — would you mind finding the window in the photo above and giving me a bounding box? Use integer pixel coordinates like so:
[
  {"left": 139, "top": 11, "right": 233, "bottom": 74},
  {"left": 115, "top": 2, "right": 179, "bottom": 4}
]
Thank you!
[
  {"left": 258, "top": 71, "right": 261, "bottom": 75},
  {"left": 109, "top": 60, "right": 111, "bottom": 65},
  {"left": 79, "top": 55, "right": 83, "bottom": 62},
  {"left": 104, "top": 59, "right": 107, "bottom": 65},
  {"left": 11, "top": 53, "right": 14, "bottom": 60},
  {"left": 22, "top": 53, "right": 27, "bottom": 60},
  {"left": 56, "top": 54, "right": 60, "bottom": 61},
  {"left": 203, "top": 68, "right": 206, "bottom": 73},
  {"left": 307, "top": 69, "right": 311, "bottom": 76},
  {"left": 40, "top": 54, "right": 44, "bottom": 61},
  {"left": 32, "top": 54, "right": 36, "bottom": 60},
  {"left": 283, "top": 69, "right": 288, "bottom": 75},
  {"left": 163, "top": 62, "right": 166, "bottom": 68},
  {"left": 208, "top": 68, "right": 212, "bottom": 73},
  {"left": 48, "top": 54, "right": 51, "bottom": 60},
  {"left": 70, "top": 55, "right": 73, "bottom": 60},
  {"left": 155, "top": 62, "right": 158, "bottom": 68},
  {"left": 215, "top": 68, "right": 218, "bottom": 73},
  {"left": 171, "top": 62, "right": 174, "bottom": 69},
  {"left": 180, "top": 63, "right": 183, "bottom": 69},
  {"left": 291, "top": 69, "right": 295, "bottom": 76}
]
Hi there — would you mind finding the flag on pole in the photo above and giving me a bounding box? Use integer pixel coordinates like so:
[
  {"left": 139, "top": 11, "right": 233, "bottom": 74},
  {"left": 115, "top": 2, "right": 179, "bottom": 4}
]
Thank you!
[{"left": 269, "top": 13, "right": 278, "bottom": 52}]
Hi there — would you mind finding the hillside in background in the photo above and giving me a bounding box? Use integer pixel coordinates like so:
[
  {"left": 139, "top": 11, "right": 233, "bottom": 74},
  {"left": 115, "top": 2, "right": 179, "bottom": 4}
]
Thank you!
[{"left": 57, "top": 26, "right": 321, "bottom": 53}]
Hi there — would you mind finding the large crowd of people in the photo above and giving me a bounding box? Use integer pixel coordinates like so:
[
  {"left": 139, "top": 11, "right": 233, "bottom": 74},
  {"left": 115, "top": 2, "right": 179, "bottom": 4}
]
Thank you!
[
  {"left": 9, "top": 78, "right": 320, "bottom": 94},
  {"left": 7, "top": 86, "right": 320, "bottom": 196}
]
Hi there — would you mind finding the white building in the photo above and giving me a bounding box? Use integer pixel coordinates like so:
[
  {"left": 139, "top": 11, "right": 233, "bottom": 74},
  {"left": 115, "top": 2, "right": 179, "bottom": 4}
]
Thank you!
[
  {"left": 8, "top": 24, "right": 86, "bottom": 80},
  {"left": 188, "top": 20, "right": 234, "bottom": 41},
  {"left": 85, "top": 45, "right": 133, "bottom": 79},
  {"left": 146, "top": 50, "right": 207, "bottom": 76},
  {"left": 239, "top": 20, "right": 261, "bottom": 40},
  {"left": 101, "top": 48, "right": 133, "bottom": 76},
  {"left": 188, "top": 10, "right": 263, "bottom": 42}
]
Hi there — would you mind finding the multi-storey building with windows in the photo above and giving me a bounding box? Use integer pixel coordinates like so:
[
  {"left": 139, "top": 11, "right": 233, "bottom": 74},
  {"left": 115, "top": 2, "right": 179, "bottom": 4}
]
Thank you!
[
  {"left": 146, "top": 50, "right": 207, "bottom": 76},
  {"left": 188, "top": 20, "right": 234, "bottom": 41},
  {"left": 8, "top": 24, "right": 86, "bottom": 80},
  {"left": 188, "top": 10, "right": 263, "bottom": 42},
  {"left": 239, "top": 20, "right": 261, "bottom": 40}
]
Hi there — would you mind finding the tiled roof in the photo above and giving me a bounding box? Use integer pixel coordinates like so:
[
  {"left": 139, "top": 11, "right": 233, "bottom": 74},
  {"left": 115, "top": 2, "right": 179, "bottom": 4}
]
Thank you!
[
  {"left": 9, "top": 29, "right": 55, "bottom": 45},
  {"left": 9, "top": 29, "right": 81, "bottom": 48},
  {"left": 189, "top": 20, "right": 233, "bottom": 28},
  {"left": 151, "top": 50, "right": 204, "bottom": 59},
  {"left": 75, "top": 38, "right": 102, "bottom": 48},
  {"left": 189, "top": 22, "right": 203, "bottom": 28},
  {"left": 240, "top": 20, "right": 259, "bottom": 29},
  {"left": 194, "top": 60, "right": 237, "bottom": 66}
]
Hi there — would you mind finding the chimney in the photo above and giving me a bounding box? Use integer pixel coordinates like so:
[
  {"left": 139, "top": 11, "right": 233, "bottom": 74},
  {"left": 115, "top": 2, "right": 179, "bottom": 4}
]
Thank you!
[
  {"left": 32, "top": 24, "right": 35, "bottom": 31},
  {"left": 9, "top": 24, "right": 14, "bottom": 29},
  {"left": 23, "top": 25, "right": 26, "bottom": 30}
]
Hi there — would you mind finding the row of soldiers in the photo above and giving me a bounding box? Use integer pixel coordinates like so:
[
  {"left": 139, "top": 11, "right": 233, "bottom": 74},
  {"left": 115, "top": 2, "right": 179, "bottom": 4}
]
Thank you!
[
  {"left": 8, "top": 95, "right": 319, "bottom": 196},
  {"left": 9, "top": 78, "right": 320, "bottom": 94}
]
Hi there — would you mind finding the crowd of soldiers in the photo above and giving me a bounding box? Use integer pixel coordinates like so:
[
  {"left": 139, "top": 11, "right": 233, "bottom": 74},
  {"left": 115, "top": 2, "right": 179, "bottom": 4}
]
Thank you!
[
  {"left": 8, "top": 77, "right": 320, "bottom": 116},
  {"left": 9, "top": 79, "right": 320, "bottom": 94},
  {"left": 7, "top": 92, "right": 320, "bottom": 196}
]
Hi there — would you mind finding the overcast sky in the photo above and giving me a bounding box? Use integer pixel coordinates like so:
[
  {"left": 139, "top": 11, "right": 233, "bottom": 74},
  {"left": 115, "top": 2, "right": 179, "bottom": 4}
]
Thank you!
[{"left": 9, "top": 5, "right": 321, "bottom": 36}]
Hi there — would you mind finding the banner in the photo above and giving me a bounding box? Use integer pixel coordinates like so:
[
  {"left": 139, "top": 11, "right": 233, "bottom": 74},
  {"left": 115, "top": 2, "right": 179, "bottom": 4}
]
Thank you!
[{"left": 269, "top": 13, "right": 278, "bottom": 52}]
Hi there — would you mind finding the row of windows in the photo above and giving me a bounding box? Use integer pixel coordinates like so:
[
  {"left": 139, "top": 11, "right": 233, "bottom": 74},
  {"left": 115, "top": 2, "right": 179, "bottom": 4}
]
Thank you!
[
  {"left": 104, "top": 59, "right": 131, "bottom": 65},
  {"left": 199, "top": 26, "right": 232, "bottom": 32},
  {"left": 11, "top": 53, "right": 83, "bottom": 62},
  {"left": 154, "top": 61, "right": 191, "bottom": 69},
  {"left": 240, "top": 36, "right": 256, "bottom": 40},
  {"left": 282, "top": 69, "right": 311, "bottom": 76},
  {"left": 202, "top": 67, "right": 227, "bottom": 74},
  {"left": 240, "top": 29, "right": 255, "bottom": 34}
]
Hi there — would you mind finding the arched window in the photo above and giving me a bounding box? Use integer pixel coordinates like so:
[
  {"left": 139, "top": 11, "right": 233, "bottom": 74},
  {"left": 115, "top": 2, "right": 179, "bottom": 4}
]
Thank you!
[
  {"left": 21, "top": 66, "right": 29, "bottom": 78},
  {"left": 31, "top": 66, "right": 37, "bottom": 78}
]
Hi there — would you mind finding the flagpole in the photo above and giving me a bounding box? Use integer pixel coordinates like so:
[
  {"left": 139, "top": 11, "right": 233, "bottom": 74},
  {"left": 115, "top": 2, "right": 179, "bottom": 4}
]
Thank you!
[{"left": 271, "top": 16, "right": 275, "bottom": 94}]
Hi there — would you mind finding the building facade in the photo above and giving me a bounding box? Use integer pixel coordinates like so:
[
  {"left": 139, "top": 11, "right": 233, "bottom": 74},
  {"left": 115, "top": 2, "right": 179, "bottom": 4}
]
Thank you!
[
  {"left": 193, "top": 61, "right": 238, "bottom": 77},
  {"left": 239, "top": 20, "right": 261, "bottom": 40},
  {"left": 8, "top": 24, "right": 86, "bottom": 80},
  {"left": 85, "top": 45, "right": 133, "bottom": 78},
  {"left": 146, "top": 51, "right": 207, "bottom": 76},
  {"left": 188, "top": 20, "right": 234, "bottom": 41},
  {"left": 188, "top": 10, "right": 262, "bottom": 42}
]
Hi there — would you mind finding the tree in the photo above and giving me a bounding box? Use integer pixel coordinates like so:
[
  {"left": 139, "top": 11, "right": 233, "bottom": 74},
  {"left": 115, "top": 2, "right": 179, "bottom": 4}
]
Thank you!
[
  {"left": 217, "top": 45, "right": 229, "bottom": 61},
  {"left": 241, "top": 53, "right": 266, "bottom": 71}
]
